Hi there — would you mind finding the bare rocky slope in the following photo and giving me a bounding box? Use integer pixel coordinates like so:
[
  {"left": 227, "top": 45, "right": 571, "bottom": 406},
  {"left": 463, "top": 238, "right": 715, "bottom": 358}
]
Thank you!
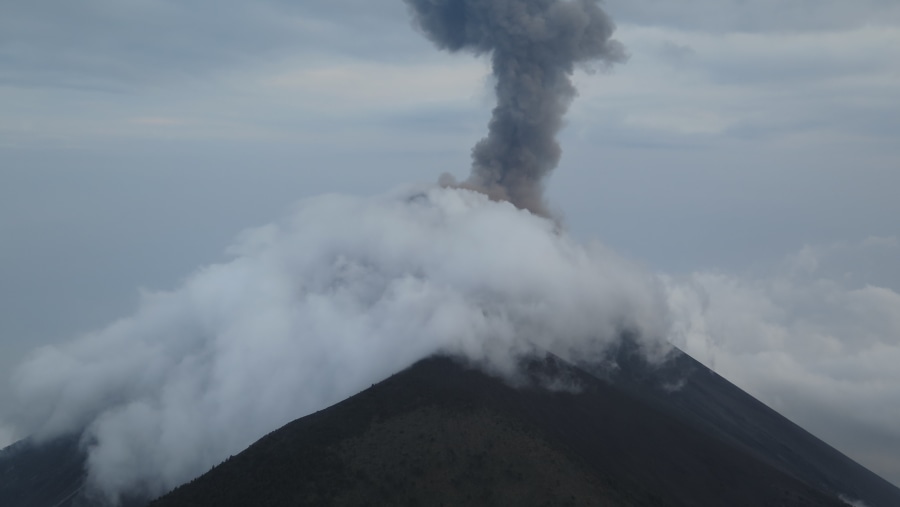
[
  {"left": 3, "top": 346, "right": 899, "bottom": 506},
  {"left": 149, "top": 351, "right": 897, "bottom": 507}
]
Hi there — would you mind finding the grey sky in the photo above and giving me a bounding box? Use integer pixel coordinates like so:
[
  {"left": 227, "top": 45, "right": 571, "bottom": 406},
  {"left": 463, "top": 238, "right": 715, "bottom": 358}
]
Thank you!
[{"left": 2, "top": 0, "right": 899, "bottom": 490}]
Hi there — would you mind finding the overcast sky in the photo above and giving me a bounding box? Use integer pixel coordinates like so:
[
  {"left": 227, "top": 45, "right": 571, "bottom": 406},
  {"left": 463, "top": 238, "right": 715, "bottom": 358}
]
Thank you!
[{"left": 2, "top": 0, "right": 899, "bottom": 490}]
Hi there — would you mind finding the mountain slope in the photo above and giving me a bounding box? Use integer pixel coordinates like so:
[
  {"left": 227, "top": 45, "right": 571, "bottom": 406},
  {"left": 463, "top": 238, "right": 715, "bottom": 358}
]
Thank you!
[
  {"left": 0, "top": 435, "right": 85, "bottom": 507},
  {"left": 148, "top": 354, "right": 880, "bottom": 507},
  {"left": 594, "top": 340, "right": 900, "bottom": 506},
  {"left": 4, "top": 349, "right": 900, "bottom": 506}
]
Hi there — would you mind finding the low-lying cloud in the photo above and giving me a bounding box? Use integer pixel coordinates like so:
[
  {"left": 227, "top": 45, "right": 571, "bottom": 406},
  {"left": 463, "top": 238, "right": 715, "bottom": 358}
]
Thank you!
[
  {"left": 5, "top": 185, "right": 669, "bottom": 504},
  {"left": 666, "top": 237, "right": 900, "bottom": 486}
]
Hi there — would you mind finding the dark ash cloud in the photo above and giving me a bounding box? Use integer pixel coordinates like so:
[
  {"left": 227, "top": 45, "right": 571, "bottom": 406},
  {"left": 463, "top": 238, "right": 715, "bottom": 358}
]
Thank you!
[{"left": 404, "top": 0, "right": 626, "bottom": 215}]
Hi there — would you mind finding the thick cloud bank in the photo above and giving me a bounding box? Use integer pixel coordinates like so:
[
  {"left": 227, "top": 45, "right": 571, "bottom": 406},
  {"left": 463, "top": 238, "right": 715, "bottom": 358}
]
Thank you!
[
  {"left": 666, "top": 237, "right": 900, "bottom": 486},
  {"left": 6, "top": 186, "right": 669, "bottom": 504}
]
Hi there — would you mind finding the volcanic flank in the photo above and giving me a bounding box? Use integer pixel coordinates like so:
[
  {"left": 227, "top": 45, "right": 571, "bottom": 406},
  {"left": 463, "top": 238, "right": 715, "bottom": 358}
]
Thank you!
[
  {"left": 5, "top": 349, "right": 900, "bottom": 506},
  {"left": 147, "top": 351, "right": 900, "bottom": 507}
]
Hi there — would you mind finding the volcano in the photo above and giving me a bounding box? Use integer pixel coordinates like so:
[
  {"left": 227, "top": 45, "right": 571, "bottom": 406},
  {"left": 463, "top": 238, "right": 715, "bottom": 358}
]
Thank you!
[{"left": 3, "top": 344, "right": 899, "bottom": 507}]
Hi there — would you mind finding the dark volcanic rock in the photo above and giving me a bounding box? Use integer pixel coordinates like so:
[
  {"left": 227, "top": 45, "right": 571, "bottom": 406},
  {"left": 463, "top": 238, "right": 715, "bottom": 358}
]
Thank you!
[
  {"left": 0, "top": 435, "right": 85, "bottom": 507},
  {"left": 147, "top": 355, "right": 885, "bottom": 507},
  {"left": 4, "top": 350, "right": 900, "bottom": 507},
  {"left": 592, "top": 340, "right": 900, "bottom": 507}
]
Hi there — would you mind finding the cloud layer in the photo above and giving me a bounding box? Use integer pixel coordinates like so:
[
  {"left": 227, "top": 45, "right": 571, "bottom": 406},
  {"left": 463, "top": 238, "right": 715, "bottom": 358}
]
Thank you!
[
  {"left": 0, "top": 0, "right": 408, "bottom": 90},
  {"left": 606, "top": 0, "right": 900, "bottom": 32},
  {"left": 7, "top": 186, "right": 668, "bottom": 503},
  {"left": 666, "top": 237, "right": 900, "bottom": 485}
]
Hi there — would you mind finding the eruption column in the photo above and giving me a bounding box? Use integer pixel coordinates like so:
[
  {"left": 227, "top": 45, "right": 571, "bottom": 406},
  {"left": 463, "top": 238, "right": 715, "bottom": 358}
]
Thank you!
[{"left": 404, "top": 0, "right": 626, "bottom": 216}]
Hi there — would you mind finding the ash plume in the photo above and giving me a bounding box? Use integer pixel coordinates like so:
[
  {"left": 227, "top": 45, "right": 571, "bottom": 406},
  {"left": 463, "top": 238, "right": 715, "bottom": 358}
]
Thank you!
[{"left": 404, "top": 0, "right": 626, "bottom": 216}]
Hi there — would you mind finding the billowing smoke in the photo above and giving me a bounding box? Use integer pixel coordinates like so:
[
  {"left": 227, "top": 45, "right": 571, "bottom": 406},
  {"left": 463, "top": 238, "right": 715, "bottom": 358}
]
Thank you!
[
  {"left": 0, "top": 2, "right": 643, "bottom": 503},
  {"left": 7, "top": 187, "right": 669, "bottom": 504},
  {"left": 404, "top": 0, "right": 626, "bottom": 216}
]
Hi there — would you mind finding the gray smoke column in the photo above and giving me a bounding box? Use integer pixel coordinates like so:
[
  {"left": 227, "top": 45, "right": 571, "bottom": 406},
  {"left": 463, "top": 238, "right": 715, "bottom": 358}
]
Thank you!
[{"left": 404, "top": 0, "right": 626, "bottom": 216}]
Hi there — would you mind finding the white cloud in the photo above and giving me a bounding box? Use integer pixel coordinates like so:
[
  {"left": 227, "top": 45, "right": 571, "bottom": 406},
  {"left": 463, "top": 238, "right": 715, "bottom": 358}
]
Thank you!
[
  {"left": 6, "top": 186, "right": 669, "bottom": 503},
  {"left": 664, "top": 238, "right": 900, "bottom": 486}
]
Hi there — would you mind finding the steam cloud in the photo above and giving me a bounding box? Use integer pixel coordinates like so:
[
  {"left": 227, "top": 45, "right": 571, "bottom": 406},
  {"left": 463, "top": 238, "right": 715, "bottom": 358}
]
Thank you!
[
  {"left": 1, "top": 2, "right": 642, "bottom": 503},
  {"left": 404, "top": 0, "right": 626, "bottom": 216},
  {"left": 8, "top": 187, "right": 669, "bottom": 504}
]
